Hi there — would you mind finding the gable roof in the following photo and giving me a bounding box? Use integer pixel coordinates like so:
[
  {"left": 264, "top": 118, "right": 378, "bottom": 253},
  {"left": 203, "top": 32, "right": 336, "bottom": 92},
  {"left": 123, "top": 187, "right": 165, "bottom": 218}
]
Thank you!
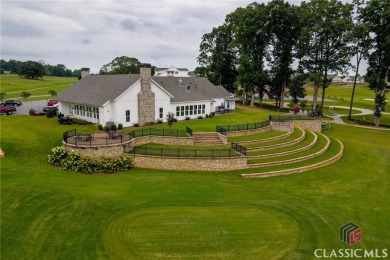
[
  {"left": 58, "top": 74, "right": 140, "bottom": 106},
  {"left": 58, "top": 74, "right": 232, "bottom": 106},
  {"left": 153, "top": 76, "right": 231, "bottom": 102}
]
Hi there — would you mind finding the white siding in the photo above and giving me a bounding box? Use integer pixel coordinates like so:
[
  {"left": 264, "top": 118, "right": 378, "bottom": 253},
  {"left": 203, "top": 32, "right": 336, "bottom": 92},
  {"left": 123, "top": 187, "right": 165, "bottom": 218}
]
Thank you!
[
  {"left": 114, "top": 81, "right": 141, "bottom": 127},
  {"left": 58, "top": 102, "right": 101, "bottom": 124},
  {"left": 152, "top": 82, "right": 171, "bottom": 122},
  {"left": 155, "top": 66, "right": 190, "bottom": 77}
]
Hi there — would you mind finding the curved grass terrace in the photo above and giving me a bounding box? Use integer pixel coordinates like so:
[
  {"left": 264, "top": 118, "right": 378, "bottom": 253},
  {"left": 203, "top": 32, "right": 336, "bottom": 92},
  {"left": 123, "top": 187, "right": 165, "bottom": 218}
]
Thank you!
[
  {"left": 247, "top": 130, "right": 316, "bottom": 156},
  {"left": 248, "top": 132, "right": 327, "bottom": 164}
]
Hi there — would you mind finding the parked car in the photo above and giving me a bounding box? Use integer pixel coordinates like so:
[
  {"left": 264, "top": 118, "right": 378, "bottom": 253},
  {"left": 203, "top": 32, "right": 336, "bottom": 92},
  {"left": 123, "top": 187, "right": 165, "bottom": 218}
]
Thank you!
[
  {"left": 4, "top": 100, "right": 22, "bottom": 106},
  {"left": 0, "top": 105, "right": 16, "bottom": 115},
  {"left": 42, "top": 106, "right": 58, "bottom": 112},
  {"left": 47, "top": 100, "right": 58, "bottom": 106},
  {"left": 58, "top": 116, "right": 73, "bottom": 125},
  {"left": 29, "top": 108, "right": 45, "bottom": 116}
]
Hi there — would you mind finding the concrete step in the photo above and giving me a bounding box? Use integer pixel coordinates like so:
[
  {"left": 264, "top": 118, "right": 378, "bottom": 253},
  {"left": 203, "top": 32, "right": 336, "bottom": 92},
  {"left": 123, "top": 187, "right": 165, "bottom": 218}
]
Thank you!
[{"left": 193, "top": 132, "right": 223, "bottom": 145}]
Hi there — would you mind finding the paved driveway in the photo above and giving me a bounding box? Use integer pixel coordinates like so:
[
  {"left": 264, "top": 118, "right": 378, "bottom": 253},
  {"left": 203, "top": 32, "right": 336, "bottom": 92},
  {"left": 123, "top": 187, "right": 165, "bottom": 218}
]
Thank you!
[{"left": 8, "top": 100, "right": 48, "bottom": 115}]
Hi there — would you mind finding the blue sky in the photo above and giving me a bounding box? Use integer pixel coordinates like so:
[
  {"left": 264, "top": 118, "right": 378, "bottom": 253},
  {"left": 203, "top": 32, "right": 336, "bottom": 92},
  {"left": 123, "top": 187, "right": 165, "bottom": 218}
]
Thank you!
[{"left": 1, "top": 0, "right": 363, "bottom": 75}]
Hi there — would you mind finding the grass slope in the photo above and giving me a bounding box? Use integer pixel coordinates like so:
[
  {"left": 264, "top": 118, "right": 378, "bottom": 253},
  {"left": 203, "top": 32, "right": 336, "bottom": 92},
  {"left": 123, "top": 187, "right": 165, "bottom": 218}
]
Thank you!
[
  {"left": 1, "top": 110, "right": 390, "bottom": 259},
  {"left": 0, "top": 74, "right": 77, "bottom": 101}
]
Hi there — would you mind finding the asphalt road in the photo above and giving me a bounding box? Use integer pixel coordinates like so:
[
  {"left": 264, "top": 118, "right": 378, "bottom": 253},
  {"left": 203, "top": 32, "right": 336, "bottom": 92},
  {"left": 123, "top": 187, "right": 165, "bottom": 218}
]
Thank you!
[{"left": 4, "top": 100, "right": 48, "bottom": 115}]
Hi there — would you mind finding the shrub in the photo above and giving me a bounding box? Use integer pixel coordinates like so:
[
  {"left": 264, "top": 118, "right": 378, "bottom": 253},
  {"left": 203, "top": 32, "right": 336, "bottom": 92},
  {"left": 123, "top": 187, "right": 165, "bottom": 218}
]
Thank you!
[
  {"left": 253, "top": 102, "right": 290, "bottom": 112},
  {"left": 185, "top": 117, "right": 190, "bottom": 120},
  {"left": 48, "top": 90, "right": 57, "bottom": 97},
  {"left": 166, "top": 112, "right": 175, "bottom": 127},
  {"left": 321, "top": 121, "right": 331, "bottom": 131},
  {"left": 157, "top": 119, "right": 163, "bottom": 124},
  {"left": 144, "top": 122, "right": 156, "bottom": 126},
  {"left": 71, "top": 118, "right": 89, "bottom": 125},
  {"left": 45, "top": 109, "right": 57, "bottom": 118},
  {"left": 117, "top": 123, "right": 123, "bottom": 130},
  {"left": 133, "top": 123, "right": 139, "bottom": 127},
  {"left": 292, "top": 105, "right": 300, "bottom": 114},
  {"left": 98, "top": 124, "right": 103, "bottom": 131},
  {"left": 110, "top": 124, "right": 117, "bottom": 131},
  {"left": 48, "top": 147, "right": 132, "bottom": 174},
  {"left": 104, "top": 126, "right": 110, "bottom": 131},
  {"left": 300, "top": 100, "right": 307, "bottom": 109},
  {"left": 198, "top": 116, "right": 203, "bottom": 119}
]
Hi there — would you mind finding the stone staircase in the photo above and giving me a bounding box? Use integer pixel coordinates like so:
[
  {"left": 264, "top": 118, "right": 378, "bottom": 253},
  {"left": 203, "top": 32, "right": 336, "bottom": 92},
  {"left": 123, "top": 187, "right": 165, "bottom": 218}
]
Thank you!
[{"left": 192, "top": 132, "right": 224, "bottom": 145}]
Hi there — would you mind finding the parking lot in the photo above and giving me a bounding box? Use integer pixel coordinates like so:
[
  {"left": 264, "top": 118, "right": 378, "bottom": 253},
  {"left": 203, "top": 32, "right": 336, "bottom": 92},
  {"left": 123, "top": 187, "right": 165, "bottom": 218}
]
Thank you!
[{"left": 4, "top": 100, "right": 51, "bottom": 115}]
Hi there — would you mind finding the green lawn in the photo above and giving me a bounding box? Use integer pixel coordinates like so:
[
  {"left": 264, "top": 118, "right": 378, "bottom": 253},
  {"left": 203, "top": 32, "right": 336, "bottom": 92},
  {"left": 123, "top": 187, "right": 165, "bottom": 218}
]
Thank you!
[
  {"left": 0, "top": 74, "right": 78, "bottom": 101},
  {"left": 303, "top": 84, "right": 378, "bottom": 110},
  {"left": 345, "top": 113, "right": 390, "bottom": 126},
  {"left": 1, "top": 108, "right": 390, "bottom": 259}
]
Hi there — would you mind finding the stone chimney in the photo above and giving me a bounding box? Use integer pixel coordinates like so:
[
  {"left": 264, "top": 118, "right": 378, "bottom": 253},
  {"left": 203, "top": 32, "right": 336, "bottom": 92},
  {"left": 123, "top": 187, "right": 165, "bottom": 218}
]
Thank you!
[
  {"left": 138, "top": 63, "right": 155, "bottom": 125},
  {"left": 81, "top": 68, "right": 90, "bottom": 79}
]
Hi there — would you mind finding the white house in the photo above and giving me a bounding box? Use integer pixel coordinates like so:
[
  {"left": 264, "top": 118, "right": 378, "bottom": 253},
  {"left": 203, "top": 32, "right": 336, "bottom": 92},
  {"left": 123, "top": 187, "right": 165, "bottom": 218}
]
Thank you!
[
  {"left": 154, "top": 66, "right": 190, "bottom": 77},
  {"left": 58, "top": 64, "right": 236, "bottom": 127}
]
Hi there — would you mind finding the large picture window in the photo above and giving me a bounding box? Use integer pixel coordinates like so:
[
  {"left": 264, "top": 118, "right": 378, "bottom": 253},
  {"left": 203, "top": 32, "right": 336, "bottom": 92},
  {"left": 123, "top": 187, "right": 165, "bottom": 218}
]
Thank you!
[{"left": 175, "top": 104, "right": 206, "bottom": 117}]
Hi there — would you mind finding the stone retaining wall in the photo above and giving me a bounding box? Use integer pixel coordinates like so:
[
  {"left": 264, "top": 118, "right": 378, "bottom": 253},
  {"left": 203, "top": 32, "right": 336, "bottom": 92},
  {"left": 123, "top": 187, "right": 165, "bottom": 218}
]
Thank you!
[
  {"left": 292, "top": 120, "right": 321, "bottom": 132},
  {"left": 237, "top": 130, "right": 292, "bottom": 144},
  {"left": 62, "top": 141, "right": 126, "bottom": 157},
  {"left": 131, "top": 155, "right": 248, "bottom": 171},
  {"left": 247, "top": 128, "right": 305, "bottom": 152},
  {"left": 241, "top": 139, "right": 344, "bottom": 178},
  {"left": 128, "top": 135, "right": 194, "bottom": 146},
  {"left": 225, "top": 125, "right": 271, "bottom": 137}
]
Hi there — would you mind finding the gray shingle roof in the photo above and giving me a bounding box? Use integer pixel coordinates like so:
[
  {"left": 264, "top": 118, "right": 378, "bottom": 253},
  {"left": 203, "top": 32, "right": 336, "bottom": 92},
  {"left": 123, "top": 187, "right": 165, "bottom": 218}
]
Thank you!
[
  {"left": 58, "top": 74, "right": 232, "bottom": 106},
  {"left": 58, "top": 74, "right": 140, "bottom": 106},
  {"left": 153, "top": 76, "right": 231, "bottom": 102}
]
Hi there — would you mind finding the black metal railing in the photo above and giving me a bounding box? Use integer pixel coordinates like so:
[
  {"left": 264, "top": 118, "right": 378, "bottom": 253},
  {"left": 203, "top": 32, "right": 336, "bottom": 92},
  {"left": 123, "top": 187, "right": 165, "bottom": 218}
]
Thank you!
[
  {"left": 231, "top": 142, "right": 247, "bottom": 156},
  {"left": 269, "top": 114, "right": 318, "bottom": 122},
  {"left": 186, "top": 126, "right": 193, "bottom": 136},
  {"left": 128, "top": 128, "right": 189, "bottom": 138},
  {"left": 216, "top": 120, "right": 270, "bottom": 135},
  {"left": 128, "top": 147, "right": 242, "bottom": 158},
  {"left": 63, "top": 129, "right": 76, "bottom": 142},
  {"left": 63, "top": 129, "right": 132, "bottom": 146}
]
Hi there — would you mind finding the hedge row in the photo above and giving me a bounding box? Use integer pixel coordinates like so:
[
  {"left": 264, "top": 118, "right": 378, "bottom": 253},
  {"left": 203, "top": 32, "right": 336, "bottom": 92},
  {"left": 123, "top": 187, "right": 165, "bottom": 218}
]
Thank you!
[
  {"left": 253, "top": 101, "right": 290, "bottom": 112},
  {"left": 48, "top": 147, "right": 132, "bottom": 174}
]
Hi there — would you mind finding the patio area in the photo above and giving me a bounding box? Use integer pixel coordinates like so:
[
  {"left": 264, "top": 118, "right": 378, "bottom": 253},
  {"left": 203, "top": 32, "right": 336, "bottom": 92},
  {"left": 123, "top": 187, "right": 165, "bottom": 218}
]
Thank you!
[{"left": 63, "top": 130, "right": 132, "bottom": 147}]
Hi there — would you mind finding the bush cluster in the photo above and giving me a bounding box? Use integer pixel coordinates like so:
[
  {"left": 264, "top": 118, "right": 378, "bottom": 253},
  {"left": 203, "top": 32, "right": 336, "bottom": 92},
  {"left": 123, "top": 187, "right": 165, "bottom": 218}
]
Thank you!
[
  {"left": 48, "top": 147, "right": 132, "bottom": 174},
  {"left": 348, "top": 118, "right": 390, "bottom": 128},
  {"left": 253, "top": 102, "right": 290, "bottom": 112},
  {"left": 321, "top": 121, "right": 331, "bottom": 131},
  {"left": 71, "top": 118, "right": 89, "bottom": 125}
]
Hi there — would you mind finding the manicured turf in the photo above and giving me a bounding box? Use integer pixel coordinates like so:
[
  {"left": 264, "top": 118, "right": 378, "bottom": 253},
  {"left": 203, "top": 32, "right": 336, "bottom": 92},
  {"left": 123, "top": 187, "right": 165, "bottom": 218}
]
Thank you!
[
  {"left": 0, "top": 74, "right": 78, "bottom": 101},
  {"left": 1, "top": 108, "right": 390, "bottom": 259},
  {"left": 243, "top": 127, "right": 304, "bottom": 148},
  {"left": 247, "top": 130, "right": 316, "bottom": 156},
  {"left": 347, "top": 113, "right": 390, "bottom": 126},
  {"left": 248, "top": 132, "right": 328, "bottom": 164},
  {"left": 227, "top": 129, "right": 286, "bottom": 142}
]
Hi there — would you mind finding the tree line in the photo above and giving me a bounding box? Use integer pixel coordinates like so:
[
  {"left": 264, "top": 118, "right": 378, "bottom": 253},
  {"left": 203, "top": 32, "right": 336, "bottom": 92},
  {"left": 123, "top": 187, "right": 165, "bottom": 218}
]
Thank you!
[
  {"left": 0, "top": 59, "right": 81, "bottom": 79},
  {"left": 196, "top": 0, "right": 389, "bottom": 126}
]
